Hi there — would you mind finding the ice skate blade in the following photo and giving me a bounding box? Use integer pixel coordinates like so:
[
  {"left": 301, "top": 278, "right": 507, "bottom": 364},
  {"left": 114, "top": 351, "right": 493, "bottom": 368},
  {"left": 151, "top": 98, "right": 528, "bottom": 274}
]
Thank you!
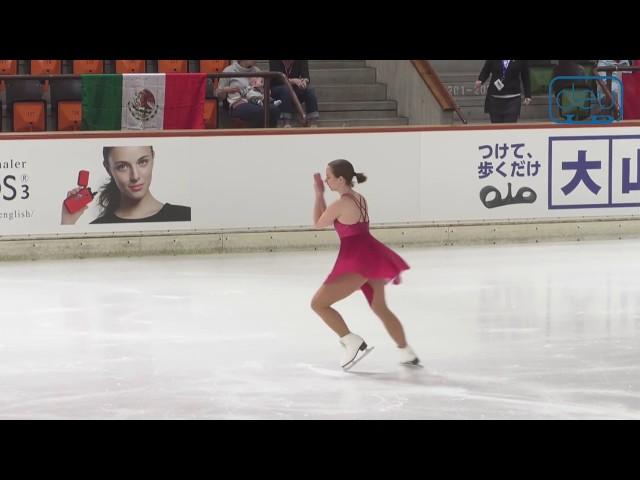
[
  {"left": 343, "top": 346, "right": 375, "bottom": 371},
  {"left": 400, "top": 359, "right": 423, "bottom": 369}
]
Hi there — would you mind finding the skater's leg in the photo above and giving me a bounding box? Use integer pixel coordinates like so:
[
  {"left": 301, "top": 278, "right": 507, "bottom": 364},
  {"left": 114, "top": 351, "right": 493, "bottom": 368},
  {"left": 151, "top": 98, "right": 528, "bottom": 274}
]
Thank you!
[
  {"left": 368, "top": 280, "right": 407, "bottom": 347},
  {"left": 311, "top": 273, "right": 367, "bottom": 336},
  {"left": 368, "top": 279, "right": 420, "bottom": 365},
  {"left": 361, "top": 282, "right": 374, "bottom": 305},
  {"left": 312, "top": 274, "right": 373, "bottom": 369},
  {"left": 368, "top": 280, "right": 407, "bottom": 348}
]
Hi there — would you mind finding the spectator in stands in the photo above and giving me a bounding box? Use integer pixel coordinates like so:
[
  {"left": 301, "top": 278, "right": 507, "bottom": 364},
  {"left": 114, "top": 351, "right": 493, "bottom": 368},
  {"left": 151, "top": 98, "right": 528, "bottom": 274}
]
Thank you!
[
  {"left": 475, "top": 60, "right": 532, "bottom": 123},
  {"left": 228, "top": 76, "right": 282, "bottom": 109},
  {"left": 551, "top": 60, "right": 590, "bottom": 94},
  {"left": 596, "top": 60, "right": 630, "bottom": 116},
  {"left": 549, "top": 60, "right": 595, "bottom": 121},
  {"left": 61, "top": 145, "right": 191, "bottom": 224},
  {"left": 269, "top": 60, "right": 320, "bottom": 127},
  {"left": 216, "top": 60, "right": 285, "bottom": 128}
]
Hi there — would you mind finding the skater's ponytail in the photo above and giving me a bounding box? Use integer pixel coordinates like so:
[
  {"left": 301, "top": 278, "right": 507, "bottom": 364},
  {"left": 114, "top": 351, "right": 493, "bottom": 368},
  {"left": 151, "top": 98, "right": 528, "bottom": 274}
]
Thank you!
[{"left": 328, "top": 159, "right": 367, "bottom": 187}]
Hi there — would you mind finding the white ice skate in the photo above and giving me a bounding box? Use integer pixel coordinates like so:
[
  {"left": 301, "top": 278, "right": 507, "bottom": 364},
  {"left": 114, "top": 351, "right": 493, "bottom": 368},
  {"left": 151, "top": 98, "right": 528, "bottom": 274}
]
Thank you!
[
  {"left": 398, "top": 345, "right": 422, "bottom": 368},
  {"left": 340, "top": 333, "right": 374, "bottom": 371}
]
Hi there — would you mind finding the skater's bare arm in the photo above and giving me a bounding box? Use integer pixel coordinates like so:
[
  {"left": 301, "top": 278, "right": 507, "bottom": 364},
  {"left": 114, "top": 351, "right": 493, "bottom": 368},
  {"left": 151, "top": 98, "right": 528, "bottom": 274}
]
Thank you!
[
  {"left": 313, "top": 172, "right": 342, "bottom": 228},
  {"left": 315, "top": 200, "right": 342, "bottom": 228},
  {"left": 313, "top": 191, "right": 327, "bottom": 226},
  {"left": 313, "top": 172, "right": 328, "bottom": 227}
]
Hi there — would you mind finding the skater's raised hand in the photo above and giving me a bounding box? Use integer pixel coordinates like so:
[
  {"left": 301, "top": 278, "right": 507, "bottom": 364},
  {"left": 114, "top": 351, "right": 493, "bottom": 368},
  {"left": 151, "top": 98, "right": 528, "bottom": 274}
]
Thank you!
[{"left": 313, "top": 172, "right": 325, "bottom": 195}]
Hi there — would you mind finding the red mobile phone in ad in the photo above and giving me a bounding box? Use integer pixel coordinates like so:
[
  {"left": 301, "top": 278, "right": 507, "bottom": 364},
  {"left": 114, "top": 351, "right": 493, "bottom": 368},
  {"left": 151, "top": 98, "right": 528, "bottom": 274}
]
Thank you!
[{"left": 64, "top": 170, "right": 95, "bottom": 214}]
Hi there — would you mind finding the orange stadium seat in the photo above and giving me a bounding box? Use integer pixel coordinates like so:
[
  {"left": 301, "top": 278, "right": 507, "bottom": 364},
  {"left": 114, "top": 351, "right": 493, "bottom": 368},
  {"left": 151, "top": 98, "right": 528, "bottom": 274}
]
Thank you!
[
  {"left": 5, "top": 78, "right": 46, "bottom": 132},
  {"left": 158, "top": 60, "right": 188, "bottom": 73},
  {"left": 115, "top": 60, "right": 146, "bottom": 73},
  {"left": 30, "top": 60, "right": 61, "bottom": 74},
  {"left": 73, "top": 60, "right": 104, "bottom": 74}
]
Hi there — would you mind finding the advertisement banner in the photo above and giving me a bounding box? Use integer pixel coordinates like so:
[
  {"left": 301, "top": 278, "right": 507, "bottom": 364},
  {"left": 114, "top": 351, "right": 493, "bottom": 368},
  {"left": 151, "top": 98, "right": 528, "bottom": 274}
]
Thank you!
[{"left": 2, "top": 126, "right": 640, "bottom": 236}]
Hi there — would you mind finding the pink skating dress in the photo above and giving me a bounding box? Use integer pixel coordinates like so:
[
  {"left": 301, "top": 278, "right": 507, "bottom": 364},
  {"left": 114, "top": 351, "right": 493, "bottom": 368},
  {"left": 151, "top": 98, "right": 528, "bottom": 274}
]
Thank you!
[{"left": 324, "top": 193, "right": 410, "bottom": 304}]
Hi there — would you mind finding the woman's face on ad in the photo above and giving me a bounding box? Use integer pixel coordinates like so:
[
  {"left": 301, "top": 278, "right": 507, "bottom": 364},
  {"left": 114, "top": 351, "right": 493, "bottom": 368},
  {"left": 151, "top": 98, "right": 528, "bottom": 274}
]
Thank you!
[{"left": 107, "top": 146, "right": 154, "bottom": 201}]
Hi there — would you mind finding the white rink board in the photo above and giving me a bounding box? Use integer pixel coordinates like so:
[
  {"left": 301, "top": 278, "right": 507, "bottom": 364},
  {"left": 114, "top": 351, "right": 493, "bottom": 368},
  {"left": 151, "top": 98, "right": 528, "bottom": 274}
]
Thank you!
[{"left": 1, "top": 126, "right": 640, "bottom": 236}]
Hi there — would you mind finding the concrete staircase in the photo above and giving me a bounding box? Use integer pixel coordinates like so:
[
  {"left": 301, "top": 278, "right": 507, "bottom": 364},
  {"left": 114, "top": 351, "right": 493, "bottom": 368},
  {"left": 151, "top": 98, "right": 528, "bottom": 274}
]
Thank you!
[
  {"left": 430, "top": 60, "right": 551, "bottom": 124},
  {"left": 257, "top": 60, "right": 408, "bottom": 127}
]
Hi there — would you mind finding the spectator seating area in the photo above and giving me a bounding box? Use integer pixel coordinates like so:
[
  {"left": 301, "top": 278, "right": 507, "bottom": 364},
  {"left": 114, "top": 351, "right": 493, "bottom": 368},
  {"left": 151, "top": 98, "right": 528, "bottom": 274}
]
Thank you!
[{"left": 0, "top": 60, "right": 230, "bottom": 132}]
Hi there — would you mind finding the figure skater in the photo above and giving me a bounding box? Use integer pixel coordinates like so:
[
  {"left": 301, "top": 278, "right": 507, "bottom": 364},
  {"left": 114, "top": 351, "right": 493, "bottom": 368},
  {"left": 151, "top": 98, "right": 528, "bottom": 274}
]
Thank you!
[{"left": 311, "top": 159, "right": 420, "bottom": 370}]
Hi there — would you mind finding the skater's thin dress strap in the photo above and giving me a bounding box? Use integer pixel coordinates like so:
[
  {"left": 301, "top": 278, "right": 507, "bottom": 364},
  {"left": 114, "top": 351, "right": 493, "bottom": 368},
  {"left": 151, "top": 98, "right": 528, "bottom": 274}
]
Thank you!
[{"left": 342, "top": 193, "right": 369, "bottom": 223}]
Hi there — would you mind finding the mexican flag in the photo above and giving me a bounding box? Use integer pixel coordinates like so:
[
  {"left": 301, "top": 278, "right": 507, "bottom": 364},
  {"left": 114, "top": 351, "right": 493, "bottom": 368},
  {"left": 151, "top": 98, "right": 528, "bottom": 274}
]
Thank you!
[{"left": 82, "top": 73, "right": 206, "bottom": 130}]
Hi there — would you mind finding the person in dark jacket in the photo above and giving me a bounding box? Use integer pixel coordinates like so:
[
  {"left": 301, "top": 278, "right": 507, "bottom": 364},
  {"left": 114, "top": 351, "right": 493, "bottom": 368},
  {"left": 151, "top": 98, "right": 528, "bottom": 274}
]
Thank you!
[
  {"left": 475, "top": 60, "right": 532, "bottom": 123},
  {"left": 269, "top": 60, "right": 320, "bottom": 127},
  {"left": 551, "top": 60, "right": 589, "bottom": 95}
]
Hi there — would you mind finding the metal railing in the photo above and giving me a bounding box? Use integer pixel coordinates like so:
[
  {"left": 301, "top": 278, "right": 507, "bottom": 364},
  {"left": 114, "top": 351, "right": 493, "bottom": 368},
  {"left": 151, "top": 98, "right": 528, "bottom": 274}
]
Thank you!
[{"left": 411, "top": 60, "right": 467, "bottom": 124}]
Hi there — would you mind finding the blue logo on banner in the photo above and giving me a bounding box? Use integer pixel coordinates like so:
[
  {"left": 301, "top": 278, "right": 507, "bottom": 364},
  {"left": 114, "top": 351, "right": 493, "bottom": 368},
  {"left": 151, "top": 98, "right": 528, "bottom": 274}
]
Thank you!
[
  {"left": 549, "top": 135, "right": 640, "bottom": 209},
  {"left": 548, "top": 76, "right": 623, "bottom": 124}
]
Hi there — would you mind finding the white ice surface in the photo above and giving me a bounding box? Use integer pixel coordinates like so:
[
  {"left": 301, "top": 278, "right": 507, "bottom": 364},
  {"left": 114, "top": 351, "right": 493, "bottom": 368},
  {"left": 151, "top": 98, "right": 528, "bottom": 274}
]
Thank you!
[{"left": 1, "top": 239, "right": 640, "bottom": 419}]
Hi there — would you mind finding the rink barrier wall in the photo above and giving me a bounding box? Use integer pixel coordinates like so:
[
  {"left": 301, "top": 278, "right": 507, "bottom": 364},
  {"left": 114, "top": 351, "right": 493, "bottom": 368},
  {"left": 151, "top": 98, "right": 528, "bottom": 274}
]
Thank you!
[
  {"left": 2, "top": 216, "right": 640, "bottom": 261},
  {"left": 2, "top": 123, "right": 640, "bottom": 261}
]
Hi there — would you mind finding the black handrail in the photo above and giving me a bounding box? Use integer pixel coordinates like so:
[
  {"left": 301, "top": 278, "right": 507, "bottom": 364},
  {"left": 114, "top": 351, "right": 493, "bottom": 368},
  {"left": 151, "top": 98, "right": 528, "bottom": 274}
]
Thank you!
[{"left": 411, "top": 60, "right": 467, "bottom": 124}]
